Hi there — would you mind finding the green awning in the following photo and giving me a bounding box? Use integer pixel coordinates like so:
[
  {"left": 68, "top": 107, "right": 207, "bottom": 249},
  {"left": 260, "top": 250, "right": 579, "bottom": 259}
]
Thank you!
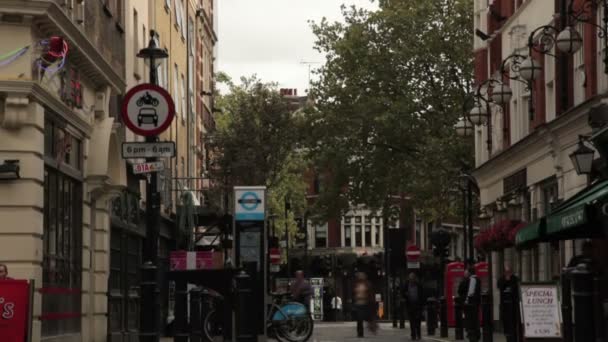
[
  {"left": 515, "top": 219, "right": 544, "bottom": 248},
  {"left": 545, "top": 179, "right": 608, "bottom": 237}
]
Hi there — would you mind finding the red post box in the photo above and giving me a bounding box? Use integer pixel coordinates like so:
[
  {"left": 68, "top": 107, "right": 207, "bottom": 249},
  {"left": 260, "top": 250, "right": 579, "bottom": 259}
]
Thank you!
[{"left": 444, "top": 261, "right": 465, "bottom": 327}]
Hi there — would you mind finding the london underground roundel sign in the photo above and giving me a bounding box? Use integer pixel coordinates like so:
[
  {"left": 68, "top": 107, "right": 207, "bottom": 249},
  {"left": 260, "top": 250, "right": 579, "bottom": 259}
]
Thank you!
[{"left": 121, "top": 84, "right": 175, "bottom": 136}]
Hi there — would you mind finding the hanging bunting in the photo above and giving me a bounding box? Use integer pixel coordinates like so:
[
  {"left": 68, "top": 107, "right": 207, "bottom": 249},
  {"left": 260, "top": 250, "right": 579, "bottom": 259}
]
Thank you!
[{"left": 0, "top": 45, "right": 30, "bottom": 67}]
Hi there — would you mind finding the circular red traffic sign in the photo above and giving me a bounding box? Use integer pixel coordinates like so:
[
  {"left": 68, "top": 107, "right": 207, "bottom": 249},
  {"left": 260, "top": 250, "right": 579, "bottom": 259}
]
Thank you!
[
  {"left": 406, "top": 245, "right": 421, "bottom": 262},
  {"left": 121, "top": 83, "right": 175, "bottom": 136}
]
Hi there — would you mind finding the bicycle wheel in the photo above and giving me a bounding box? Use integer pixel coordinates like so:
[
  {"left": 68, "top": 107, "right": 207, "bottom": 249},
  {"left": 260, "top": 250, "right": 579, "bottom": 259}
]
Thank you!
[
  {"left": 204, "top": 309, "right": 223, "bottom": 341},
  {"left": 275, "top": 314, "right": 313, "bottom": 342}
]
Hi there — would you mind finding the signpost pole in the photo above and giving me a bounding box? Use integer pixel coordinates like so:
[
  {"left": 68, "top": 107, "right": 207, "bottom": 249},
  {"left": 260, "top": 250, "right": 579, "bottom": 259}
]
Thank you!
[{"left": 138, "top": 34, "right": 168, "bottom": 342}]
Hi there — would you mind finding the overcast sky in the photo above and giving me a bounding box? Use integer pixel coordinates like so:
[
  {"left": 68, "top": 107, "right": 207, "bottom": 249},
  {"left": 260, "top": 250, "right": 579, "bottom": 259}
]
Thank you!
[{"left": 217, "top": 0, "right": 378, "bottom": 95}]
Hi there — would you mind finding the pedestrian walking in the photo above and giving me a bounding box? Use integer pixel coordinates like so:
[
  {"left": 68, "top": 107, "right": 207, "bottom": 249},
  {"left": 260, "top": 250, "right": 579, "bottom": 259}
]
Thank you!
[
  {"left": 459, "top": 266, "right": 481, "bottom": 342},
  {"left": 290, "top": 270, "right": 313, "bottom": 310},
  {"left": 403, "top": 272, "right": 424, "bottom": 340},
  {"left": 331, "top": 294, "right": 342, "bottom": 321},
  {"left": 353, "top": 272, "right": 377, "bottom": 337},
  {"left": 0, "top": 264, "right": 11, "bottom": 280},
  {"left": 497, "top": 265, "right": 520, "bottom": 342}
]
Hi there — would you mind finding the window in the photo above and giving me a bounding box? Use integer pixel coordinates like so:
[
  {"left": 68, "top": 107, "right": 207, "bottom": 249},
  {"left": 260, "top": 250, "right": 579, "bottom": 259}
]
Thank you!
[
  {"left": 42, "top": 118, "right": 83, "bottom": 337},
  {"left": 188, "top": 56, "right": 195, "bottom": 121},
  {"left": 188, "top": 18, "right": 195, "bottom": 56},
  {"left": 599, "top": 9, "right": 608, "bottom": 93},
  {"left": 355, "top": 225, "right": 362, "bottom": 247},
  {"left": 364, "top": 225, "right": 371, "bottom": 247},
  {"left": 375, "top": 225, "right": 381, "bottom": 247},
  {"left": 573, "top": 22, "right": 585, "bottom": 106},
  {"left": 133, "top": 10, "right": 139, "bottom": 77},
  {"left": 344, "top": 224, "right": 352, "bottom": 247},
  {"left": 315, "top": 224, "right": 327, "bottom": 248},
  {"left": 181, "top": 74, "right": 187, "bottom": 121},
  {"left": 173, "top": 64, "right": 180, "bottom": 115},
  {"left": 545, "top": 49, "right": 556, "bottom": 121}
]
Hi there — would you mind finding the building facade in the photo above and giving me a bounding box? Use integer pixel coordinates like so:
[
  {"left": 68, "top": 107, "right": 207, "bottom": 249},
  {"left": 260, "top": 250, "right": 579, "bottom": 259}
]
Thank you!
[
  {"left": 471, "top": 0, "right": 608, "bottom": 323},
  {"left": 0, "top": 1, "right": 217, "bottom": 341},
  {"left": 0, "top": 1, "right": 126, "bottom": 341}
]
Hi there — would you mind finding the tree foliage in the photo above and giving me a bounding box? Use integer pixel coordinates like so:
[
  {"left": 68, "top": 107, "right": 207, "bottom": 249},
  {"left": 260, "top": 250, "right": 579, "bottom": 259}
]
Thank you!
[
  {"left": 305, "top": 0, "right": 475, "bottom": 221},
  {"left": 209, "top": 74, "right": 308, "bottom": 241}
]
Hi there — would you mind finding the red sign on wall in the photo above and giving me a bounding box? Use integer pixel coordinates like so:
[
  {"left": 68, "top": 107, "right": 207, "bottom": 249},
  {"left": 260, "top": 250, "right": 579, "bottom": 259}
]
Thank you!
[{"left": 0, "top": 280, "right": 30, "bottom": 342}]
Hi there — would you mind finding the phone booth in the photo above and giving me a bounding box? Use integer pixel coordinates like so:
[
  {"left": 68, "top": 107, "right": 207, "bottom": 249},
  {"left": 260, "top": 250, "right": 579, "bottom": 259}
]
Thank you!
[
  {"left": 475, "top": 262, "right": 489, "bottom": 325},
  {"left": 444, "top": 261, "right": 465, "bottom": 327}
]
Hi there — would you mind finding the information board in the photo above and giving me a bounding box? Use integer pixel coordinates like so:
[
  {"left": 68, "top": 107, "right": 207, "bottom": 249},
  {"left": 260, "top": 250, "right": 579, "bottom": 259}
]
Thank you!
[
  {"left": 310, "top": 278, "right": 324, "bottom": 321},
  {"left": 520, "top": 283, "right": 562, "bottom": 339}
]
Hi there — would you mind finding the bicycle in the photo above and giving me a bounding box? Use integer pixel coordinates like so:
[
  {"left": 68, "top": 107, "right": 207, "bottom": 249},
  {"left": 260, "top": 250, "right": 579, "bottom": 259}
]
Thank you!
[
  {"left": 202, "top": 292, "right": 314, "bottom": 342},
  {"left": 202, "top": 288, "right": 224, "bottom": 341},
  {"left": 267, "top": 292, "right": 314, "bottom": 342}
]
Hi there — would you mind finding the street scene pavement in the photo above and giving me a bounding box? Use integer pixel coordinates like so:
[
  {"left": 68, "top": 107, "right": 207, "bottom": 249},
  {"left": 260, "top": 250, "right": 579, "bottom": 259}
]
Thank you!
[{"left": 305, "top": 322, "right": 506, "bottom": 342}]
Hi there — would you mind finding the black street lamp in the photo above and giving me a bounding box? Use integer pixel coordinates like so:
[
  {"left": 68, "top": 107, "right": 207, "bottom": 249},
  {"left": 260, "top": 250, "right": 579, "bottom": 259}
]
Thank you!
[
  {"left": 137, "top": 31, "right": 168, "bottom": 342},
  {"left": 570, "top": 136, "right": 595, "bottom": 175}
]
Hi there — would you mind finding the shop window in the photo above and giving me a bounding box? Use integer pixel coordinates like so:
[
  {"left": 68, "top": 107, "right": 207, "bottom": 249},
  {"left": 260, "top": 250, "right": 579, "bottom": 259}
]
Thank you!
[
  {"left": 42, "top": 167, "right": 83, "bottom": 337},
  {"left": 108, "top": 229, "right": 142, "bottom": 339},
  {"left": 364, "top": 225, "right": 371, "bottom": 247},
  {"left": 355, "top": 225, "right": 362, "bottom": 247},
  {"left": 42, "top": 117, "right": 83, "bottom": 337}
]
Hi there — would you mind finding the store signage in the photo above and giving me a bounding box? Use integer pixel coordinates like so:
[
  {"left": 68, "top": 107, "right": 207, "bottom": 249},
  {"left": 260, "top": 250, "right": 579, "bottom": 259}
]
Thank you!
[
  {"left": 234, "top": 186, "right": 266, "bottom": 221},
  {"left": 560, "top": 208, "right": 585, "bottom": 229},
  {"left": 170, "top": 251, "right": 223, "bottom": 270},
  {"left": 310, "top": 278, "right": 324, "bottom": 321},
  {"left": 121, "top": 83, "right": 175, "bottom": 136},
  {"left": 132, "top": 161, "right": 164, "bottom": 174},
  {"left": 520, "top": 284, "right": 562, "bottom": 338},
  {"left": 0, "top": 280, "right": 30, "bottom": 342},
  {"left": 121, "top": 142, "right": 176, "bottom": 159}
]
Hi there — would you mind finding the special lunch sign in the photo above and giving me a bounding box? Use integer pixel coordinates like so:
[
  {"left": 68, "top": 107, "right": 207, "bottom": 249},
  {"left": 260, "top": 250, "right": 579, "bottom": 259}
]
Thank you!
[{"left": 520, "top": 284, "right": 562, "bottom": 338}]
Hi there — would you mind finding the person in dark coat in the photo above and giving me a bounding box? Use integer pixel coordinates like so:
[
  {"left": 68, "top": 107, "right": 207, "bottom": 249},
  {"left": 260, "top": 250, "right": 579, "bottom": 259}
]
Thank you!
[
  {"left": 459, "top": 267, "right": 481, "bottom": 342},
  {"left": 497, "top": 265, "right": 521, "bottom": 342},
  {"left": 403, "top": 272, "right": 424, "bottom": 340}
]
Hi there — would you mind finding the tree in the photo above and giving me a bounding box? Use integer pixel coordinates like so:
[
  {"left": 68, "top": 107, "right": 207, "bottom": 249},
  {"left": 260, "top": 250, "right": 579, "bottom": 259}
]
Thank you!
[
  {"left": 305, "top": 0, "right": 474, "bottom": 221},
  {"left": 209, "top": 74, "right": 309, "bottom": 245}
]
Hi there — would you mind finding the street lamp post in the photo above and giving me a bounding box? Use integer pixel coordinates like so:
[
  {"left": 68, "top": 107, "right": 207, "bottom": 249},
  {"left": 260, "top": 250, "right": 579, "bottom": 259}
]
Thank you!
[{"left": 137, "top": 32, "right": 169, "bottom": 342}]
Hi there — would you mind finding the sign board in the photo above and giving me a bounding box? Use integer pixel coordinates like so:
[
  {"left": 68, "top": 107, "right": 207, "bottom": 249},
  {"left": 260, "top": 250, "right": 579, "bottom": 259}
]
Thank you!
[
  {"left": 170, "top": 251, "right": 223, "bottom": 271},
  {"left": 407, "top": 261, "right": 421, "bottom": 269},
  {"left": 132, "top": 161, "right": 164, "bottom": 174},
  {"left": 310, "top": 278, "right": 324, "bottom": 321},
  {"left": 269, "top": 248, "right": 281, "bottom": 265},
  {"left": 122, "top": 142, "right": 176, "bottom": 159},
  {"left": 520, "top": 283, "right": 562, "bottom": 339},
  {"left": 406, "top": 245, "right": 421, "bottom": 260},
  {"left": 234, "top": 186, "right": 266, "bottom": 221},
  {"left": 0, "top": 279, "right": 30, "bottom": 342},
  {"left": 121, "top": 83, "right": 175, "bottom": 136}
]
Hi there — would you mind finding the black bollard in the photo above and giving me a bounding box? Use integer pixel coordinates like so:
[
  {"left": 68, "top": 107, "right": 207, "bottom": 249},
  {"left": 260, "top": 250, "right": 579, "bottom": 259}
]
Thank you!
[
  {"left": 234, "top": 270, "right": 256, "bottom": 341},
  {"left": 481, "top": 291, "right": 493, "bottom": 342},
  {"left": 455, "top": 296, "right": 464, "bottom": 340},
  {"left": 174, "top": 280, "right": 189, "bottom": 342},
  {"left": 502, "top": 287, "right": 515, "bottom": 342},
  {"left": 572, "top": 265, "right": 595, "bottom": 342},
  {"left": 593, "top": 275, "right": 605, "bottom": 342},
  {"left": 440, "top": 296, "right": 448, "bottom": 337},
  {"left": 561, "top": 270, "right": 573, "bottom": 342},
  {"left": 427, "top": 297, "right": 437, "bottom": 336},
  {"left": 190, "top": 287, "right": 202, "bottom": 342}
]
